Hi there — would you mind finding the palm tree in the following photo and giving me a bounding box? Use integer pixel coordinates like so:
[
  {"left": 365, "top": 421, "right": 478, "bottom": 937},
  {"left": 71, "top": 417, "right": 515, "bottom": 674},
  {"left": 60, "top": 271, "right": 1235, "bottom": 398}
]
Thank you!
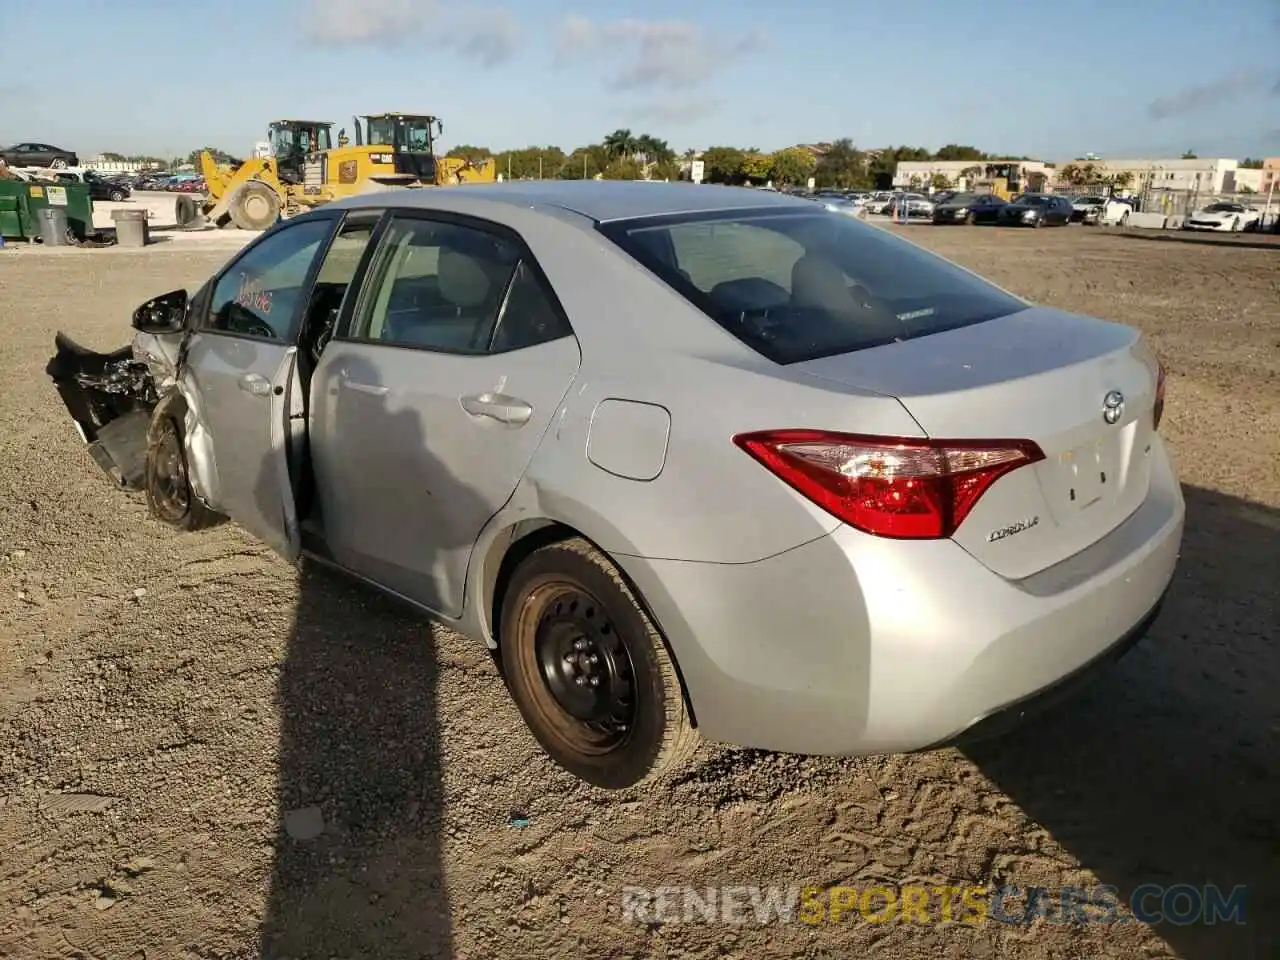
[
  {"left": 635, "top": 134, "right": 673, "bottom": 163},
  {"left": 603, "top": 129, "right": 639, "bottom": 159}
]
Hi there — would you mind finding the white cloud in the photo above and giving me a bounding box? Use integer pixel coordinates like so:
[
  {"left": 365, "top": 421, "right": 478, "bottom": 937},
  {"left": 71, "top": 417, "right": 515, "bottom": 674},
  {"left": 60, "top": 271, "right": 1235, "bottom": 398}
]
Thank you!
[
  {"left": 306, "top": 0, "right": 521, "bottom": 65},
  {"left": 555, "top": 16, "right": 767, "bottom": 91}
]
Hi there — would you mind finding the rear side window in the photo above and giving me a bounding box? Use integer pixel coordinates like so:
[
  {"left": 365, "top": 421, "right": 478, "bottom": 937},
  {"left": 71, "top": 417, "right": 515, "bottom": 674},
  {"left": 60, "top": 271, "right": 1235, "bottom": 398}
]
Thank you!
[{"left": 599, "top": 209, "right": 1027, "bottom": 364}]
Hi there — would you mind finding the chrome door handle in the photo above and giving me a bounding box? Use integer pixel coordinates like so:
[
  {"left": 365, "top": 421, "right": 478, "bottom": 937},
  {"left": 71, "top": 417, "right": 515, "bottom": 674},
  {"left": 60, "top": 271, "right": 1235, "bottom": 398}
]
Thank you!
[
  {"left": 460, "top": 393, "right": 533, "bottom": 425},
  {"left": 238, "top": 373, "right": 272, "bottom": 397}
]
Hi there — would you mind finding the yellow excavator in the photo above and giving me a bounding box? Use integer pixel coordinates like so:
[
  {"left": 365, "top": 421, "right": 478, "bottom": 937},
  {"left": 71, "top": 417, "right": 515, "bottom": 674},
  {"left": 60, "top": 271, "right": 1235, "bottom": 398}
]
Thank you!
[{"left": 199, "top": 114, "right": 496, "bottom": 230}]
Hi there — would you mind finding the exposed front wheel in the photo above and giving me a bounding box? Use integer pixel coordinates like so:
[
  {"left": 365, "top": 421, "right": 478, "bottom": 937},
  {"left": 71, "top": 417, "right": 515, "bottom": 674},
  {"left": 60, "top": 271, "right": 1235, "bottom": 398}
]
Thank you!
[
  {"left": 499, "top": 538, "right": 698, "bottom": 789},
  {"left": 145, "top": 413, "right": 225, "bottom": 531},
  {"left": 228, "top": 181, "right": 282, "bottom": 231},
  {"left": 1231, "top": 217, "right": 1241, "bottom": 232}
]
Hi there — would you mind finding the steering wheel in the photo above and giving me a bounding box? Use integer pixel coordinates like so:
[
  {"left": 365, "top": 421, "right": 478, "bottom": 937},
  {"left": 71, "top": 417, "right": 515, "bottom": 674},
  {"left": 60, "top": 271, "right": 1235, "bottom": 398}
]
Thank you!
[
  {"left": 242, "top": 318, "right": 277, "bottom": 340},
  {"left": 311, "top": 309, "right": 338, "bottom": 364}
]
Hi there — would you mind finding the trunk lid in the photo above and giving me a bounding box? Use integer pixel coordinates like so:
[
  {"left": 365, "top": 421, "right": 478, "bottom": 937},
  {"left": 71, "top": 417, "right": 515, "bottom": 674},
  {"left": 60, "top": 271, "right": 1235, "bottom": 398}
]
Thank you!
[{"left": 796, "top": 307, "right": 1160, "bottom": 579}]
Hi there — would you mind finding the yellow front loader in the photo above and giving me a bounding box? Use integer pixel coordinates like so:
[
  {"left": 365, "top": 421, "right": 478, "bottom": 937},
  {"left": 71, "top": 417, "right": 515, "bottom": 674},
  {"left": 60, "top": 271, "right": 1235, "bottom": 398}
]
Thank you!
[{"left": 201, "top": 115, "right": 494, "bottom": 230}]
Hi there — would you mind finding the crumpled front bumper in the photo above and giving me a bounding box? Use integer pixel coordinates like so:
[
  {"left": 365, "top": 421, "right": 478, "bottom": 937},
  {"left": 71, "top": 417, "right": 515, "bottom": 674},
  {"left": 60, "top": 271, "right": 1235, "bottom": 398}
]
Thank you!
[{"left": 45, "top": 332, "right": 160, "bottom": 489}]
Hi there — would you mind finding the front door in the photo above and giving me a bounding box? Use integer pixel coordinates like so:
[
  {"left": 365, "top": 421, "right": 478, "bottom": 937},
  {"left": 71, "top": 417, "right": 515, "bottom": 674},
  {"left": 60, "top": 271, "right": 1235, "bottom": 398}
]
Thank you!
[
  {"left": 309, "top": 212, "right": 581, "bottom": 617},
  {"left": 181, "top": 216, "right": 336, "bottom": 557}
]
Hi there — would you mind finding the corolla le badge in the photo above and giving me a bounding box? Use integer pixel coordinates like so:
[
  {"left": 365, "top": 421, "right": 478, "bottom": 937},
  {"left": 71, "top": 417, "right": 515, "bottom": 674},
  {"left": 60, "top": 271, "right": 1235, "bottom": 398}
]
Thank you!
[
  {"left": 1102, "top": 389, "right": 1125, "bottom": 425},
  {"left": 987, "top": 516, "right": 1040, "bottom": 543}
]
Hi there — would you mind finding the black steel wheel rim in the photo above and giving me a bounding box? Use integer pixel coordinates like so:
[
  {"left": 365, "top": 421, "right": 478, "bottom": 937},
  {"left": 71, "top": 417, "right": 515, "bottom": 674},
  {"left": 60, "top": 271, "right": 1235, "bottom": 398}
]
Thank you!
[
  {"left": 533, "top": 586, "right": 636, "bottom": 747},
  {"left": 153, "top": 420, "right": 190, "bottom": 517}
]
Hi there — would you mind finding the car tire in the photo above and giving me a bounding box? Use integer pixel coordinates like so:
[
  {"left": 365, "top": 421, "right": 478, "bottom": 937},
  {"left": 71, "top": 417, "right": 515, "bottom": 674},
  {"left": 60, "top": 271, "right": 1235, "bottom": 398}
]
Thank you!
[
  {"left": 50, "top": 158, "right": 67, "bottom": 170},
  {"left": 1231, "top": 217, "right": 1241, "bottom": 232},
  {"left": 964, "top": 211, "right": 976, "bottom": 225},
  {"left": 144, "top": 411, "right": 225, "bottom": 531},
  {"left": 109, "top": 190, "right": 126, "bottom": 202},
  {"left": 1119, "top": 210, "right": 1130, "bottom": 226},
  {"left": 498, "top": 537, "right": 698, "bottom": 790},
  {"left": 228, "top": 181, "right": 281, "bottom": 231}
]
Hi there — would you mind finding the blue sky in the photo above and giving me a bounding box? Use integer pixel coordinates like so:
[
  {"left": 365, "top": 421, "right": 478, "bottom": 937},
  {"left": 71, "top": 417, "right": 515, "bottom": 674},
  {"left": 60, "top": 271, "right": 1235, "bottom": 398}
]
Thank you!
[{"left": 2, "top": 0, "right": 1277, "bottom": 161}]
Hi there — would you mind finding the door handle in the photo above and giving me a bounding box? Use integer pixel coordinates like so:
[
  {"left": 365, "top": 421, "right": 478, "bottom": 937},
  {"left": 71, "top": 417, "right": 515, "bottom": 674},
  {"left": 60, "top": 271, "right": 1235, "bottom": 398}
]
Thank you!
[
  {"left": 238, "top": 373, "right": 272, "bottom": 397},
  {"left": 460, "top": 392, "right": 533, "bottom": 425},
  {"left": 338, "top": 370, "right": 389, "bottom": 396}
]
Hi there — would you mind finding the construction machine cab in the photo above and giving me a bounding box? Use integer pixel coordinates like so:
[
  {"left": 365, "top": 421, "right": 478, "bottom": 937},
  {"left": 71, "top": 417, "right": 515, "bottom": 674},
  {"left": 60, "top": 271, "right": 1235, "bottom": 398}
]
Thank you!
[
  {"left": 358, "top": 113, "right": 443, "bottom": 182},
  {"left": 267, "top": 120, "right": 334, "bottom": 183}
]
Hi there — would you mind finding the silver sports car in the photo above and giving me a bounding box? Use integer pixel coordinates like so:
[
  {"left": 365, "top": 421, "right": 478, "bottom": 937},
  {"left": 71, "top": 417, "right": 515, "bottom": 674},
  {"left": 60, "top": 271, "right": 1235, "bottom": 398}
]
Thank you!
[{"left": 47, "top": 182, "right": 1183, "bottom": 789}]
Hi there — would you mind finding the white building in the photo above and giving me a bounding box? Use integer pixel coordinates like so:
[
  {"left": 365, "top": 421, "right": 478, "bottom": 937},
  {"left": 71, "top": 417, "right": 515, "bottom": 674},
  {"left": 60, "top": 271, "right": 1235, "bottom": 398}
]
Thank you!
[
  {"left": 82, "top": 156, "right": 162, "bottom": 174},
  {"left": 893, "top": 159, "right": 1055, "bottom": 192},
  {"left": 1056, "top": 157, "right": 1238, "bottom": 194},
  {"left": 1226, "top": 167, "right": 1264, "bottom": 193}
]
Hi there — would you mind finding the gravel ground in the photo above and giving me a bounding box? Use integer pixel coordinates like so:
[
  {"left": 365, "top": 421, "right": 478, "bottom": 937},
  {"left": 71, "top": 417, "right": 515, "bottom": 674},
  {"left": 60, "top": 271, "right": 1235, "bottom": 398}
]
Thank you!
[{"left": 0, "top": 225, "right": 1276, "bottom": 960}]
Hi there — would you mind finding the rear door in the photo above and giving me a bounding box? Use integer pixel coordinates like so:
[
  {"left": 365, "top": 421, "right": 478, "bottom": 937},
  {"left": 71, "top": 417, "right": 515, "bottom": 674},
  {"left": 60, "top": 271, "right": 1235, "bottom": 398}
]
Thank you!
[
  {"left": 309, "top": 211, "right": 581, "bottom": 617},
  {"left": 182, "top": 216, "right": 337, "bottom": 557}
]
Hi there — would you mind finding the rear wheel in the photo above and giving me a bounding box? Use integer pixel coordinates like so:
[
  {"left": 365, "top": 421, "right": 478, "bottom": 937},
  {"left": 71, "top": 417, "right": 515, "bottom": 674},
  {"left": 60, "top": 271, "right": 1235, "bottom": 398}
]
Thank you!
[
  {"left": 499, "top": 538, "right": 697, "bottom": 789},
  {"left": 964, "top": 211, "right": 976, "bottom": 225},
  {"left": 228, "top": 181, "right": 281, "bottom": 231},
  {"left": 145, "top": 413, "right": 225, "bottom": 531},
  {"left": 109, "top": 189, "right": 126, "bottom": 202},
  {"left": 50, "top": 158, "right": 68, "bottom": 170}
]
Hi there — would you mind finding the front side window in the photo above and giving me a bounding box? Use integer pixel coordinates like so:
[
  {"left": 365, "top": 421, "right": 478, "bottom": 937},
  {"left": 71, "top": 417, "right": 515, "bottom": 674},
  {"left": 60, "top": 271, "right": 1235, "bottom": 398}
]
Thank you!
[
  {"left": 600, "top": 208, "right": 1027, "bottom": 365},
  {"left": 205, "top": 219, "right": 333, "bottom": 340}
]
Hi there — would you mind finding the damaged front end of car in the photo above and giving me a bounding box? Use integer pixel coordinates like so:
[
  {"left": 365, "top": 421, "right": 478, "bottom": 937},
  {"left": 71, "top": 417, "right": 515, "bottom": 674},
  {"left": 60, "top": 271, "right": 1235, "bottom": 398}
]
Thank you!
[{"left": 45, "top": 290, "right": 188, "bottom": 490}]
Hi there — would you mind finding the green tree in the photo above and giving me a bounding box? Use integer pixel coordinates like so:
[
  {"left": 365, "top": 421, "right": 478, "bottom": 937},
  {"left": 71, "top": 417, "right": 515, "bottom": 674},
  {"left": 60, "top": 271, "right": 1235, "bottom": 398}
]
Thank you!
[
  {"left": 930, "top": 172, "right": 952, "bottom": 190},
  {"left": 770, "top": 147, "right": 817, "bottom": 186},
  {"left": 100, "top": 151, "right": 126, "bottom": 162},
  {"left": 1111, "top": 170, "right": 1135, "bottom": 191},
  {"left": 1181, "top": 149, "right": 1197, "bottom": 159},
  {"left": 741, "top": 151, "right": 774, "bottom": 182},
  {"left": 495, "top": 146, "right": 566, "bottom": 179},
  {"left": 701, "top": 146, "right": 746, "bottom": 184},
  {"left": 815, "top": 138, "right": 870, "bottom": 189},
  {"left": 451, "top": 144, "right": 493, "bottom": 164},
  {"left": 558, "top": 145, "right": 609, "bottom": 179},
  {"left": 603, "top": 128, "right": 640, "bottom": 158},
  {"left": 646, "top": 159, "right": 681, "bottom": 181},
  {"left": 602, "top": 157, "right": 645, "bottom": 180},
  {"left": 933, "top": 144, "right": 986, "bottom": 161},
  {"left": 634, "top": 134, "right": 674, "bottom": 163},
  {"left": 1240, "top": 158, "right": 1264, "bottom": 169}
]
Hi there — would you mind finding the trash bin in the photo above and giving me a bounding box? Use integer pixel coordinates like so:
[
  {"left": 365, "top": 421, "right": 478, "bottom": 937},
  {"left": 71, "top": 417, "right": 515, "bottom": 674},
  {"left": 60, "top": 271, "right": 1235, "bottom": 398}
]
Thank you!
[
  {"left": 39, "top": 206, "right": 70, "bottom": 246},
  {"left": 112, "top": 208, "right": 150, "bottom": 247}
]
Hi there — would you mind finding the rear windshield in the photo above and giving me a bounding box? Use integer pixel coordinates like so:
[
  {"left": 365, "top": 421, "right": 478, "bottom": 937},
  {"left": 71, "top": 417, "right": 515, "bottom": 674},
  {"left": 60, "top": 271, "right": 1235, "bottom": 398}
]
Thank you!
[{"left": 598, "top": 208, "right": 1027, "bottom": 364}]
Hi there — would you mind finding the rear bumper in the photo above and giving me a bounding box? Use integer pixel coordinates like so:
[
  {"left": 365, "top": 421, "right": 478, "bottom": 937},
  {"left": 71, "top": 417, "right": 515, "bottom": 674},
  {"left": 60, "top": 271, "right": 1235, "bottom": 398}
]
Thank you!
[{"left": 616, "top": 441, "right": 1184, "bottom": 756}]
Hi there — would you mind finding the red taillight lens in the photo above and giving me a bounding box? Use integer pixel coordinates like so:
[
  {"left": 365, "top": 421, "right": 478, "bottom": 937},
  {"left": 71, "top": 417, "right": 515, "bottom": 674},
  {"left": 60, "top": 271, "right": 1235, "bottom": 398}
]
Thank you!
[
  {"left": 733, "top": 430, "right": 1045, "bottom": 540},
  {"left": 1153, "top": 359, "right": 1166, "bottom": 432}
]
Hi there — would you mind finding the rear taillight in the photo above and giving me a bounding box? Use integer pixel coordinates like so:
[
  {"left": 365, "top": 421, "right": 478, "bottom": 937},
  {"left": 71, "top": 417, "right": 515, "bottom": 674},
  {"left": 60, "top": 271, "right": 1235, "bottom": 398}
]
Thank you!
[
  {"left": 733, "top": 430, "right": 1045, "bottom": 540},
  {"left": 1153, "top": 359, "right": 1166, "bottom": 431}
]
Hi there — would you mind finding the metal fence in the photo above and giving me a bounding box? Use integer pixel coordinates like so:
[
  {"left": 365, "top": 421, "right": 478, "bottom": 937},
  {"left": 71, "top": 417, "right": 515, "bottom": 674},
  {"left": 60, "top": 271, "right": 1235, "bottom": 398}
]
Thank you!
[{"left": 1052, "top": 185, "right": 1279, "bottom": 225}]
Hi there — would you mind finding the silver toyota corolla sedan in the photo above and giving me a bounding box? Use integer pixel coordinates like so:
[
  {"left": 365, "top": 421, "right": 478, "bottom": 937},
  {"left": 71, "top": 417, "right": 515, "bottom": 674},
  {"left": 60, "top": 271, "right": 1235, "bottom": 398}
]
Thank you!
[{"left": 47, "top": 182, "right": 1183, "bottom": 789}]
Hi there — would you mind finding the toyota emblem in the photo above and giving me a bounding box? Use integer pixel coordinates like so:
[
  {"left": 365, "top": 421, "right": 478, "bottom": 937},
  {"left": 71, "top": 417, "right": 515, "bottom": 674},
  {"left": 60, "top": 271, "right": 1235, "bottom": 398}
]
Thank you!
[{"left": 1103, "top": 390, "right": 1125, "bottom": 425}]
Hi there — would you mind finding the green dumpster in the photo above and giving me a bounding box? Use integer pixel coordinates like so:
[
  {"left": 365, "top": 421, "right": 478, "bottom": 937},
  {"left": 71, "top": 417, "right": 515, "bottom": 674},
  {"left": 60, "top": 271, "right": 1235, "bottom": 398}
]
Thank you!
[
  {"left": 0, "top": 193, "right": 21, "bottom": 239},
  {"left": 24, "top": 178, "right": 93, "bottom": 239}
]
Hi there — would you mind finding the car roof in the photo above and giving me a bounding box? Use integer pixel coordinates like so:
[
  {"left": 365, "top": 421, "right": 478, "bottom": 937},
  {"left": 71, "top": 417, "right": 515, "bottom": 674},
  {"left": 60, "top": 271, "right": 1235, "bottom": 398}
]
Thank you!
[{"left": 344, "top": 180, "right": 812, "bottom": 224}]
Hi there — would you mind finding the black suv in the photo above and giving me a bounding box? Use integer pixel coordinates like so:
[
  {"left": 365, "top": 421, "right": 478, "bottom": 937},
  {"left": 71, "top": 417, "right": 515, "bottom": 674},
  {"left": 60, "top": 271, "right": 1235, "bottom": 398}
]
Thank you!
[{"left": 0, "top": 142, "right": 79, "bottom": 169}]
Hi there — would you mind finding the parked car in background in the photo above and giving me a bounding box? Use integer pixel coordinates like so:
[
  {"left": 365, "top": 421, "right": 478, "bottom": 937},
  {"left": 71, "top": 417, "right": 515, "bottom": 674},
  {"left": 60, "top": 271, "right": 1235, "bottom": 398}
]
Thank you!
[
  {"left": 52, "top": 170, "right": 131, "bottom": 202},
  {"left": 817, "top": 196, "right": 868, "bottom": 219},
  {"left": 1182, "top": 202, "right": 1261, "bottom": 232},
  {"left": 43, "top": 181, "right": 1183, "bottom": 790},
  {"left": 883, "top": 194, "right": 934, "bottom": 218},
  {"left": 997, "top": 194, "right": 1074, "bottom": 227},
  {"left": 0, "top": 142, "right": 79, "bottom": 169},
  {"left": 932, "top": 192, "right": 1008, "bottom": 225},
  {"left": 1071, "top": 195, "right": 1132, "bottom": 225}
]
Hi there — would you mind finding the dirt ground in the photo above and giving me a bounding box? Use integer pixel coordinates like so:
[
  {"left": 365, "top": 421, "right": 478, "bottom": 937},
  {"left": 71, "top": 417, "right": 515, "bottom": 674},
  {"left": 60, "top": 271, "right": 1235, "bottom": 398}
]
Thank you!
[{"left": 0, "top": 224, "right": 1276, "bottom": 960}]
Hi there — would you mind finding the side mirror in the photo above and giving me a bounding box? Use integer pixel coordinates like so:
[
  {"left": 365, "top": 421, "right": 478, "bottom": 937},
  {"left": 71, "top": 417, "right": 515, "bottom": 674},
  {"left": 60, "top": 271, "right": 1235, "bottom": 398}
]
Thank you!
[{"left": 132, "top": 289, "right": 188, "bottom": 334}]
